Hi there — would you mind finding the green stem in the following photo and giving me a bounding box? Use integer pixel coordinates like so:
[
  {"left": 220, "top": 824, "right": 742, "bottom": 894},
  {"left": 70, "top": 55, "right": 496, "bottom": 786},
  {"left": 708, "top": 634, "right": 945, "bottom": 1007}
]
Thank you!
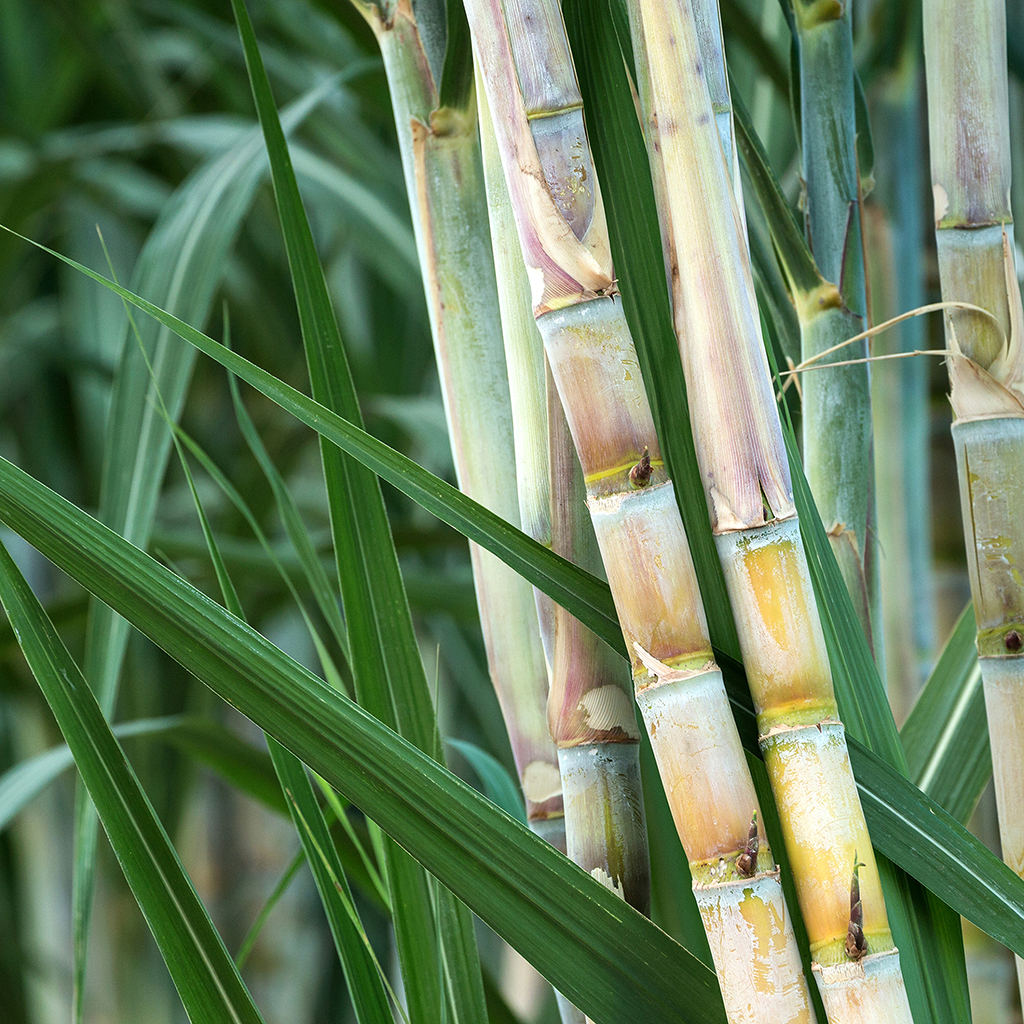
[
  {"left": 867, "top": 46, "right": 933, "bottom": 720},
  {"left": 359, "top": 0, "right": 562, "bottom": 827},
  {"left": 792, "top": 2, "right": 880, "bottom": 655}
]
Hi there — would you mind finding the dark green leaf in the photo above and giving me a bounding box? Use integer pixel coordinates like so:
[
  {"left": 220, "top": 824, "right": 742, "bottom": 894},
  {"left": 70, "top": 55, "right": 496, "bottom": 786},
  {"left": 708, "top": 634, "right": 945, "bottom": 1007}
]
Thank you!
[
  {"left": 447, "top": 740, "right": 526, "bottom": 825},
  {"left": 733, "top": 89, "right": 824, "bottom": 299},
  {"left": 0, "top": 540, "right": 265, "bottom": 1024},
  {"left": 439, "top": 0, "right": 474, "bottom": 109},
  {"left": 0, "top": 223, "right": 624, "bottom": 662},
  {"left": 901, "top": 605, "right": 990, "bottom": 825},
  {"left": 0, "top": 450, "right": 727, "bottom": 1024}
]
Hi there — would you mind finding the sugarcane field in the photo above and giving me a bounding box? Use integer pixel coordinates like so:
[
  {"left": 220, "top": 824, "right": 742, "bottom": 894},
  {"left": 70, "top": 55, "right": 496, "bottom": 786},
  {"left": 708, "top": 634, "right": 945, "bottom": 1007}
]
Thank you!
[{"left": 1, "top": 1, "right": 1024, "bottom": 1022}]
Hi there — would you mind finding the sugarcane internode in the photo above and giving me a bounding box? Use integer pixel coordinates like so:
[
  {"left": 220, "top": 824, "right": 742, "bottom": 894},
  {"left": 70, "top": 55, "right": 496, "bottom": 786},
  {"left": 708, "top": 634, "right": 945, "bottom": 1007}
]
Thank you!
[{"left": 845, "top": 854, "right": 867, "bottom": 961}]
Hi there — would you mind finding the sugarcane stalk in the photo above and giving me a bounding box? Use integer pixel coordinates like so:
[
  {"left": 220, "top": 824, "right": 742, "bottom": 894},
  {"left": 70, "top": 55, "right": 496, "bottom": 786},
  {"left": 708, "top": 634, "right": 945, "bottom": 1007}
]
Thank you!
[
  {"left": 353, "top": 0, "right": 563, "bottom": 830},
  {"left": 865, "top": 30, "right": 933, "bottom": 721},
  {"left": 480, "top": 58, "right": 651, "bottom": 922},
  {"left": 923, "top": 0, "right": 1024, "bottom": 1008},
  {"left": 478, "top": 80, "right": 649, "bottom": 1023},
  {"left": 691, "top": 0, "right": 745, "bottom": 236},
  {"left": 477, "top": 69, "right": 558, "bottom": 667},
  {"left": 788, "top": 0, "right": 880, "bottom": 655},
  {"left": 628, "top": 0, "right": 911, "bottom": 1019},
  {"left": 548, "top": 378, "right": 650, "bottom": 913},
  {"left": 467, "top": 2, "right": 816, "bottom": 1018}
]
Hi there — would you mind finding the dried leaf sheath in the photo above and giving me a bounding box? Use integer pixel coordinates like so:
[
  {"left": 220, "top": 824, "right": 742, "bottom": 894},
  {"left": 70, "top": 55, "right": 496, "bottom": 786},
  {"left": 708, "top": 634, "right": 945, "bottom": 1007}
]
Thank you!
[
  {"left": 467, "top": 1, "right": 815, "bottom": 1018},
  {"left": 628, "top": 0, "right": 792, "bottom": 534},
  {"left": 470, "top": 0, "right": 613, "bottom": 312},
  {"left": 629, "top": 0, "right": 911, "bottom": 1018}
]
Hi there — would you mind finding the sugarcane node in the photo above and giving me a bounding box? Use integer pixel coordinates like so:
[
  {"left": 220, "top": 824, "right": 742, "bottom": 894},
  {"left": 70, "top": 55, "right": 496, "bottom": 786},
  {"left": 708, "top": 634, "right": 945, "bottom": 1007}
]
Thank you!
[
  {"left": 1005, "top": 629, "right": 1023, "bottom": 653},
  {"left": 629, "top": 447, "right": 652, "bottom": 488},
  {"left": 735, "top": 811, "right": 759, "bottom": 878}
]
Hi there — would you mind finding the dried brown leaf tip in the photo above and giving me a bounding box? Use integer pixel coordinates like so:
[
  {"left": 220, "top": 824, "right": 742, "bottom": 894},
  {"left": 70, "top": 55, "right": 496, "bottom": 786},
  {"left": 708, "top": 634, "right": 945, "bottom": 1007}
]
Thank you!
[
  {"left": 845, "top": 853, "right": 868, "bottom": 961},
  {"left": 629, "top": 447, "right": 652, "bottom": 488},
  {"left": 735, "top": 812, "right": 759, "bottom": 878}
]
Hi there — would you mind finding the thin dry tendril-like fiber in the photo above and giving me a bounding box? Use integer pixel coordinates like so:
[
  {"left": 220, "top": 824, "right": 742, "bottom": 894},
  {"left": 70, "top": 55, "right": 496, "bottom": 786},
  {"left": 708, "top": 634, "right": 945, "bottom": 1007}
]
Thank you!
[{"left": 779, "top": 299, "right": 1001, "bottom": 390}]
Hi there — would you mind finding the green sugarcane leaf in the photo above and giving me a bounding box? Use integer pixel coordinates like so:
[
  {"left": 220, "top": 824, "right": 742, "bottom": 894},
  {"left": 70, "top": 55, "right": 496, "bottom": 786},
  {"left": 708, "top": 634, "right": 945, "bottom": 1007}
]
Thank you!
[
  {"left": 0, "top": 224, "right": 624, "bottom": 662},
  {"left": 173, "top": 371, "right": 396, "bottom": 1024},
  {"left": 901, "top": 605, "right": 990, "bottom": 825},
  {"left": 229, "top": 4, "right": 484, "bottom": 1020},
  {"left": 481, "top": 969, "right": 524, "bottom": 1024},
  {"left": 0, "top": 452, "right": 727, "bottom": 1024},
  {"left": 168, "top": 419, "right": 350, "bottom": 692},
  {"left": 71, "top": 83, "right": 331, "bottom": 1022},
  {"left": 235, "top": 850, "right": 307, "bottom": 970},
  {"left": 0, "top": 716, "right": 284, "bottom": 831},
  {"left": 227, "top": 362, "right": 351, "bottom": 666},
  {"left": 565, "top": 0, "right": 741, "bottom": 662},
  {"left": 439, "top": 0, "right": 474, "bottom": 109},
  {"left": 270, "top": 745, "right": 397, "bottom": 1024},
  {"left": 0, "top": 742, "right": 77, "bottom": 831},
  {"left": 447, "top": 740, "right": 526, "bottom": 824},
  {"left": 748, "top": 216, "right": 803, "bottom": 373},
  {"left": 719, "top": 0, "right": 789, "bottom": 95},
  {"left": 853, "top": 70, "right": 875, "bottom": 196},
  {"left": 152, "top": 718, "right": 286, "bottom": 812},
  {"left": 0, "top": 540, "right": 265, "bottom": 1024}
]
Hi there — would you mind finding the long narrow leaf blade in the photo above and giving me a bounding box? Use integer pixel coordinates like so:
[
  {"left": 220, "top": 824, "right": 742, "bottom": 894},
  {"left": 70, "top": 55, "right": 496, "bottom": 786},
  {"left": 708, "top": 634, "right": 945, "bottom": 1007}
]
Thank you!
[
  {"left": 0, "top": 541, "right": 265, "bottom": 1024},
  {"left": 901, "top": 604, "right": 990, "bottom": 824},
  {"left": 0, "top": 225, "right": 623, "bottom": 658},
  {"left": 0, "top": 451, "right": 726, "bottom": 1024}
]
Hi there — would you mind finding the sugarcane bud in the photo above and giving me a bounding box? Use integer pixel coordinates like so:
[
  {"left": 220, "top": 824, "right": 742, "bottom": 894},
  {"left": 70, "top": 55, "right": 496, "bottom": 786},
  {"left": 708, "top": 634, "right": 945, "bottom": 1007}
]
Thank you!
[
  {"left": 735, "top": 811, "right": 759, "bottom": 878},
  {"left": 629, "top": 447, "right": 652, "bottom": 488},
  {"left": 845, "top": 853, "right": 868, "bottom": 960}
]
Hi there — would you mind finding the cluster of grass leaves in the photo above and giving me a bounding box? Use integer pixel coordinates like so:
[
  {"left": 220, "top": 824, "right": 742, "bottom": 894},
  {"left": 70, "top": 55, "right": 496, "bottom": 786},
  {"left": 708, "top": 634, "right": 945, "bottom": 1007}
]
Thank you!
[{"left": 0, "top": 2, "right": 1019, "bottom": 1024}]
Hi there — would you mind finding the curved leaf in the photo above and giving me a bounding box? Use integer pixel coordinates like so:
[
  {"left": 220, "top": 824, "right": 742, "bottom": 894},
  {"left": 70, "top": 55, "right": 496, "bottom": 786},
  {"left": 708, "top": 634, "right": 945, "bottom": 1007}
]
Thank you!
[
  {"left": 0, "top": 541, "right": 265, "bottom": 1024},
  {"left": 0, "top": 224, "right": 624, "bottom": 661},
  {"left": 0, "top": 450, "right": 725, "bottom": 1024}
]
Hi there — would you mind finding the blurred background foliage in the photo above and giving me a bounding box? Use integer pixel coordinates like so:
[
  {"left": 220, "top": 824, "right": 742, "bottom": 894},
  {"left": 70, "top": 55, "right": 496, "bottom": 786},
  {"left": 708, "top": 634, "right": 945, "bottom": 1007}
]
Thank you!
[{"left": 0, "top": 1, "right": 1022, "bottom": 1022}]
